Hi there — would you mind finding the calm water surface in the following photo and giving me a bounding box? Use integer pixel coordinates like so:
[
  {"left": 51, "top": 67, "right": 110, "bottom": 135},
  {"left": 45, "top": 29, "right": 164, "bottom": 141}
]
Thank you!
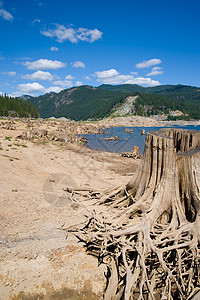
[{"left": 81, "top": 125, "right": 200, "bottom": 154}]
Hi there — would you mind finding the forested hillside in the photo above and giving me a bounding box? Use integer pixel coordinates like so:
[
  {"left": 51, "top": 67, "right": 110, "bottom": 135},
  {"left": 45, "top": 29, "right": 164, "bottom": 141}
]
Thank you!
[
  {"left": 99, "top": 84, "right": 200, "bottom": 119},
  {"left": 30, "top": 86, "right": 126, "bottom": 120},
  {"left": 98, "top": 83, "right": 200, "bottom": 97},
  {"left": 27, "top": 84, "right": 200, "bottom": 121},
  {"left": 0, "top": 94, "right": 39, "bottom": 118}
]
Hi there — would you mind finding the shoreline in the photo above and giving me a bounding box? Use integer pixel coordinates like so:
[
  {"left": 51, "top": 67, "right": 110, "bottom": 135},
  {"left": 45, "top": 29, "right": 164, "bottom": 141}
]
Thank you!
[
  {"left": 98, "top": 115, "right": 200, "bottom": 128},
  {"left": 1, "top": 115, "right": 200, "bottom": 127}
]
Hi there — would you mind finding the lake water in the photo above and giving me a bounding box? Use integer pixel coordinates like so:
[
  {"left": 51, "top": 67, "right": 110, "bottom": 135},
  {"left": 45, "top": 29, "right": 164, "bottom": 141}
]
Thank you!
[{"left": 81, "top": 125, "right": 200, "bottom": 154}]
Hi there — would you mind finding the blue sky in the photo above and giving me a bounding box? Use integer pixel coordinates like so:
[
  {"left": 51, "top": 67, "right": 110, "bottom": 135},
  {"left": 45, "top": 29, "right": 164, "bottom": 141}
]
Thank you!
[{"left": 0, "top": 0, "right": 199, "bottom": 96}]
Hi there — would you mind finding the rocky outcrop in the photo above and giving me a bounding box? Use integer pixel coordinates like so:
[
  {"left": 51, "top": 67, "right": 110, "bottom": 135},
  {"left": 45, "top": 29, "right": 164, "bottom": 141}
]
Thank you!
[{"left": 112, "top": 95, "right": 138, "bottom": 116}]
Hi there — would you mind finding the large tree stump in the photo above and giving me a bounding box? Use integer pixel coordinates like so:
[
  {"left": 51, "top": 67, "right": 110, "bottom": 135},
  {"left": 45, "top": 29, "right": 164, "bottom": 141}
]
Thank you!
[{"left": 75, "top": 129, "right": 200, "bottom": 299}]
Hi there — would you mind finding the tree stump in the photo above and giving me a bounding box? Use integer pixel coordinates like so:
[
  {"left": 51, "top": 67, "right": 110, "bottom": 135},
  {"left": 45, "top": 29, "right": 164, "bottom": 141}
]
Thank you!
[{"left": 76, "top": 129, "right": 200, "bottom": 299}]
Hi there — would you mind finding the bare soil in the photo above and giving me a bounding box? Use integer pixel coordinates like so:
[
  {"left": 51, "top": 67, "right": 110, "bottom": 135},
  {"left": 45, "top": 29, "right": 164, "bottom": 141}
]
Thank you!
[{"left": 0, "top": 119, "right": 140, "bottom": 299}]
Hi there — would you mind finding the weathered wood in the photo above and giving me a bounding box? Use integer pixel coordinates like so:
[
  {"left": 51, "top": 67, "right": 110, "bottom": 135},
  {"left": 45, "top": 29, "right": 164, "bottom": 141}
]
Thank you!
[{"left": 76, "top": 129, "right": 200, "bottom": 299}]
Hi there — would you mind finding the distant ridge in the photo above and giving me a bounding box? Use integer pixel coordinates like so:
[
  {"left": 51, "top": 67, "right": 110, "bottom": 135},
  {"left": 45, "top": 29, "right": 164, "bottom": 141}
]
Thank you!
[
  {"left": 98, "top": 83, "right": 200, "bottom": 96},
  {"left": 24, "top": 84, "right": 200, "bottom": 121}
]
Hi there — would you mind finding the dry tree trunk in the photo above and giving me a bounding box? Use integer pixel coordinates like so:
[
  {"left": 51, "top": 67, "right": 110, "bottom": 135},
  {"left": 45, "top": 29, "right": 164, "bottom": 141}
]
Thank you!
[{"left": 75, "top": 129, "right": 200, "bottom": 300}]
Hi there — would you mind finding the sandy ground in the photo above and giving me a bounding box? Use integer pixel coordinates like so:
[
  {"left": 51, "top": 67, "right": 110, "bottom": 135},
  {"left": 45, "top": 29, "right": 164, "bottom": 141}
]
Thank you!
[
  {"left": 1, "top": 116, "right": 199, "bottom": 299},
  {"left": 100, "top": 115, "right": 162, "bottom": 127},
  {"left": 0, "top": 119, "right": 140, "bottom": 300},
  {"left": 100, "top": 115, "right": 200, "bottom": 127}
]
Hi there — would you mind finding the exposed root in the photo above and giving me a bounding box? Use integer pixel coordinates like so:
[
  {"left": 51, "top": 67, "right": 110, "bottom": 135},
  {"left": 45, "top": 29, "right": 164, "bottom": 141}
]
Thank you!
[
  {"left": 72, "top": 129, "right": 200, "bottom": 299},
  {"left": 77, "top": 211, "right": 199, "bottom": 299}
]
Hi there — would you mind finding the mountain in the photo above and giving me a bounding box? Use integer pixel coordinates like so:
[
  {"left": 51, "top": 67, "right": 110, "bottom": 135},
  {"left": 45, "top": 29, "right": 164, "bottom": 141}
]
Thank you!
[
  {"left": 98, "top": 83, "right": 200, "bottom": 95},
  {"left": 18, "top": 95, "right": 35, "bottom": 101},
  {"left": 99, "top": 84, "right": 200, "bottom": 119},
  {"left": 98, "top": 84, "right": 148, "bottom": 93},
  {"left": 29, "top": 86, "right": 126, "bottom": 121},
  {"left": 27, "top": 84, "right": 200, "bottom": 121},
  {"left": 99, "top": 84, "right": 200, "bottom": 104}
]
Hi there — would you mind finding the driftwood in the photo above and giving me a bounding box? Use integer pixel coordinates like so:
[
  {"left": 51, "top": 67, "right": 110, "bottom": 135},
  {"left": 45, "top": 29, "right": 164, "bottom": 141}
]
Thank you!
[
  {"left": 101, "top": 136, "right": 120, "bottom": 141},
  {"left": 121, "top": 146, "right": 142, "bottom": 159},
  {"left": 75, "top": 129, "right": 200, "bottom": 299}
]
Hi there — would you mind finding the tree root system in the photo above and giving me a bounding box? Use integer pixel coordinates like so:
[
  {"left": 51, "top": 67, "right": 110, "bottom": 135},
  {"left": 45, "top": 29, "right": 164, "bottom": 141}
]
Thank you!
[{"left": 72, "top": 129, "right": 200, "bottom": 299}]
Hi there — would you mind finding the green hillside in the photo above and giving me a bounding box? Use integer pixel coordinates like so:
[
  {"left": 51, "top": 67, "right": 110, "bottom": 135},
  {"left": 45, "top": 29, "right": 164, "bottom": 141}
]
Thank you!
[
  {"left": 98, "top": 84, "right": 176, "bottom": 93},
  {"left": 99, "top": 84, "right": 200, "bottom": 119},
  {"left": 98, "top": 83, "right": 200, "bottom": 97},
  {"left": 31, "top": 86, "right": 126, "bottom": 120},
  {"left": 27, "top": 84, "right": 200, "bottom": 121},
  {"left": 0, "top": 94, "right": 39, "bottom": 118}
]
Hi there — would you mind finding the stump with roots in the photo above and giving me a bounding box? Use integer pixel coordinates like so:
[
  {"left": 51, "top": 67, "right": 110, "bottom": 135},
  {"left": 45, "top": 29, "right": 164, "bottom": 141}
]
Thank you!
[{"left": 75, "top": 128, "right": 200, "bottom": 299}]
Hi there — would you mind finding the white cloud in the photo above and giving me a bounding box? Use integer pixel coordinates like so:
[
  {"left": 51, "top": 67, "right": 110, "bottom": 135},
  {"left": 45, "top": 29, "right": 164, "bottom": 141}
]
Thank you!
[
  {"left": 131, "top": 71, "right": 138, "bottom": 76},
  {"left": 65, "top": 75, "right": 74, "bottom": 80},
  {"left": 152, "top": 66, "right": 162, "bottom": 71},
  {"left": 23, "top": 59, "right": 66, "bottom": 70},
  {"left": 146, "top": 70, "right": 163, "bottom": 76},
  {"left": 14, "top": 57, "right": 32, "bottom": 63},
  {"left": 50, "top": 46, "right": 59, "bottom": 51},
  {"left": 18, "top": 82, "right": 46, "bottom": 94},
  {"left": 95, "top": 69, "right": 119, "bottom": 79},
  {"left": 136, "top": 58, "right": 162, "bottom": 69},
  {"left": 51, "top": 75, "right": 74, "bottom": 88},
  {"left": 22, "top": 57, "right": 32, "bottom": 61},
  {"left": 32, "top": 19, "right": 40, "bottom": 23},
  {"left": 41, "top": 24, "right": 103, "bottom": 43},
  {"left": 85, "top": 76, "right": 91, "bottom": 81},
  {"left": 99, "top": 74, "right": 133, "bottom": 85},
  {"left": 7, "top": 71, "right": 16, "bottom": 76},
  {"left": 22, "top": 71, "right": 54, "bottom": 81},
  {"left": 42, "top": 25, "right": 77, "bottom": 43},
  {"left": 77, "top": 28, "right": 102, "bottom": 43},
  {"left": 16, "top": 81, "right": 64, "bottom": 96},
  {"left": 125, "top": 77, "right": 160, "bottom": 87},
  {"left": 72, "top": 61, "right": 85, "bottom": 68},
  {"left": 146, "top": 67, "right": 164, "bottom": 76},
  {"left": 94, "top": 68, "right": 160, "bottom": 87},
  {"left": 53, "top": 79, "right": 73, "bottom": 88},
  {"left": 75, "top": 81, "right": 83, "bottom": 86},
  {"left": 45, "top": 86, "right": 62, "bottom": 93},
  {"left": 3, "top": 71, "right": 16, "bottom": 76},
  {"left": 0, "top": 7, "right": 14, "bottom": 21}
]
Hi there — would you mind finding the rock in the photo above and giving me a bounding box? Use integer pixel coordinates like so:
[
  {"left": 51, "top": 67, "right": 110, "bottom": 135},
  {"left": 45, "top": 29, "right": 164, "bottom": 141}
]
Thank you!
[
  {"left": 121, "top": 146, "right": 142, "bottom": 159},
  {"left": 40, "top": 129, "right": 48, "bottom": 137},
  {"left": 17, "top": 131, "right": 28, "bottom": 139},
  {"left": 79, "top": 136, "right": 88, "bottom": 143},
  {"left": 131, "top": 146, "right": 139, "bottom": 155},
  {"left": 101, "top": 136, "right": 119, "bottom": 141},
  {"left": 30, "top": 128, "right": 41, "bottom": 137}
]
